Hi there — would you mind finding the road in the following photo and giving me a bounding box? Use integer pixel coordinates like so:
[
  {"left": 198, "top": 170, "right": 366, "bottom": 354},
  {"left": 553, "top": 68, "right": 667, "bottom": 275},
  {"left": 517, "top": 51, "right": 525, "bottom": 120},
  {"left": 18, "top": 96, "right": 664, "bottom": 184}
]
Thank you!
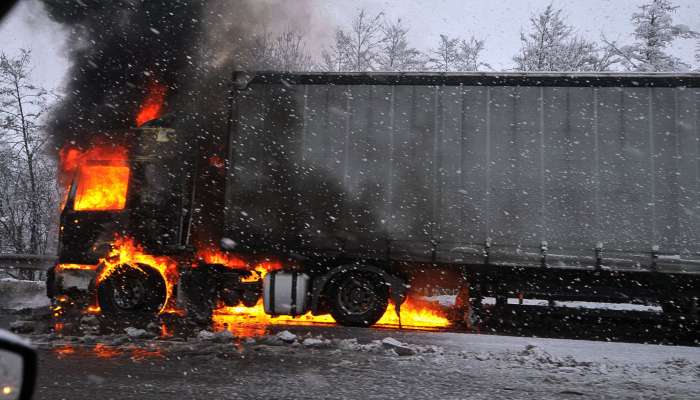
[
  {"left": 21, "top": 323, "right": 700, "bottom": 400},
  {"left": 1, "top": 308, "right": 698, "bottom": 400}
]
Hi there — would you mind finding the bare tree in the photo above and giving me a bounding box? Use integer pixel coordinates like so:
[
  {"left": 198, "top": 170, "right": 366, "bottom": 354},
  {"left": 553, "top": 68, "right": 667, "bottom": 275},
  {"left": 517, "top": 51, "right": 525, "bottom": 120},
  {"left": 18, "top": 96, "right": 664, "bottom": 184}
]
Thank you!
[
  {"left": 321, "top": 30, "right": 354, "bottom": 71},
  {"left": 514, "top": 5, "right": 614, "bottom": 71},
  {"left": 429, "top": 34, "right": 487, "bottom": 72},
  {"left": 377, "top": 18, "right": 425, "bottom": 71},
  {"left": 321, "top": 9, "right": 385, "bottom": 71},
  {"left": 240, "top": 28, "right": 313, "bottom": 71},
  {"left": 604, "top": 0, "right": 698, "bottom": 72},
  {"left": 429, "top": 34, "right": 460, "bottom": 72},
  {"left": 0, "top": 49, "right": 57, "bottom": 255},
  {"left": 242, "top": 31, "right": 277, "bottom": 70},
  {"left": 272, "top": 28, "right": 313, "bottom": 71},
  {"left": 457, "top": 37, "right": 489, "bottom": 71}
]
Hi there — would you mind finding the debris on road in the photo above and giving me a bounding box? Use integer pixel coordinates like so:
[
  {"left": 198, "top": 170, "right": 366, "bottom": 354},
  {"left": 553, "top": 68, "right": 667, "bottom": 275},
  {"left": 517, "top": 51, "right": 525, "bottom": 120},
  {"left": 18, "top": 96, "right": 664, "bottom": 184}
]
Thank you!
[
  {"left": 124, "top": 327, "right": 149, "bottom": 339},
  {"left": 9, "top": 319, "right": 35, "bottom": 334}
]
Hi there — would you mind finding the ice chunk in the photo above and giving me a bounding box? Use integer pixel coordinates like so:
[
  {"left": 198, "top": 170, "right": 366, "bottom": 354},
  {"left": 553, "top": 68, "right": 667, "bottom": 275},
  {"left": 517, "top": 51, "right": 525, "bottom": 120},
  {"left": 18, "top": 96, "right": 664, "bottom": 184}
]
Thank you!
[
  {"left": 302, "top": 337, "right": 331, "bottom": 348},
  {"left": 124, "top": 327, "right": 148, "bottom": 338},
  {"left": 381, "top": 337, "right": 415, "bottom": 356},
  {"left": 196, "top": 330, "right": 216, "bottom": 341},
  {"left": 276, "top": 330, "right": 297, "bottom": 343}
]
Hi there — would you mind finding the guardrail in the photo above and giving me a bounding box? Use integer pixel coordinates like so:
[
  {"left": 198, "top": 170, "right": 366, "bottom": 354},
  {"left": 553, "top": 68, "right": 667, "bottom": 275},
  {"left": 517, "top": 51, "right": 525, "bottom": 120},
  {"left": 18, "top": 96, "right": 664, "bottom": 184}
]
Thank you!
[{"left": 0, "top": 254, "right": 56, "bottom": 281}]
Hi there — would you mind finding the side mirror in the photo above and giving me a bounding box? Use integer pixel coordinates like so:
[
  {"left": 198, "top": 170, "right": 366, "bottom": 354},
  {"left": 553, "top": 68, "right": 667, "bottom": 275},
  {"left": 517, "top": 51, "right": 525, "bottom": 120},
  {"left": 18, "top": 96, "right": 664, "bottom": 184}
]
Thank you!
[{"left": 0, "top": 330, "right": 36, "bottom": 400}]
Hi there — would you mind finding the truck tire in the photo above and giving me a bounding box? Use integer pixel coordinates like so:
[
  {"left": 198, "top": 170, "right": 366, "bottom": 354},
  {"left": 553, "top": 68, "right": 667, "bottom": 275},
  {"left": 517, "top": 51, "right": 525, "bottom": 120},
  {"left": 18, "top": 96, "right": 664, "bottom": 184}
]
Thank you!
[
  {"left": 327, "top": 270, "right": 389, "bottom": 327},
  {"left": 97, "top": 264, "right": 166, "bottom": 321}
]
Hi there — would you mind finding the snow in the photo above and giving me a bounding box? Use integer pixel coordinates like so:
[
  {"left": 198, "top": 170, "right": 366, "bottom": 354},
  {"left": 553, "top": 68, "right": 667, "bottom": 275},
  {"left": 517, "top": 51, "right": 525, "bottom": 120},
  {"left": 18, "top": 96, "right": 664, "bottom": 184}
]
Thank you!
[
  {"left": 0, "top": 279, "right": 49, "bottom": 310},
  {"left": 18, "top": 321, "right": 700, "bottom": 399},
  {"left": 423, "top": 294, "right": 663, "bottom": 312},
  {"left": 276, "top": 330, "right": 297, "bottom": 343},
  {"left": 124, "top": 327, "right": 148, "bottom": 339}
]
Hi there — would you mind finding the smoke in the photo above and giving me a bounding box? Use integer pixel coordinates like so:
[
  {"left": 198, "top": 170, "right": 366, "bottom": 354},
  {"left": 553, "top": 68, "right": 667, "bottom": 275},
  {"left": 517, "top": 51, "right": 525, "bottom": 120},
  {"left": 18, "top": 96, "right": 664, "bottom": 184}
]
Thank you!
[{"left": 39, "top": 0, "right": 314, "bottom": 150}]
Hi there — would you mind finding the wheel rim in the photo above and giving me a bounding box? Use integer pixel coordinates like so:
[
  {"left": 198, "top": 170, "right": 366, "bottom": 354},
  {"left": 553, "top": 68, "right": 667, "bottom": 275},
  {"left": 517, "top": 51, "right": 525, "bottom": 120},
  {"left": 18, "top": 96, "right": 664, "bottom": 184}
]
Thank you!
[
  {"left": 111, "top": 267, "right": 147, "bottom": 310},
  {"left": 336, "top": 274, "right": 379, "bottom": 315}
]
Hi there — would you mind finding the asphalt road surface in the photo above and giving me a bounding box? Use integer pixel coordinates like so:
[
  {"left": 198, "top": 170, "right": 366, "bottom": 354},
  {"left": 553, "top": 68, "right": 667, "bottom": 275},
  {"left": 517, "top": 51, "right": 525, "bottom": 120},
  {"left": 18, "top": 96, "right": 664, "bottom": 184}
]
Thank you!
[
  {"left": 1, "top": 309, "right": 698, "bottom": 400},
  {"left": 25, "top": 324, "right": 700, "bottom": 400}
]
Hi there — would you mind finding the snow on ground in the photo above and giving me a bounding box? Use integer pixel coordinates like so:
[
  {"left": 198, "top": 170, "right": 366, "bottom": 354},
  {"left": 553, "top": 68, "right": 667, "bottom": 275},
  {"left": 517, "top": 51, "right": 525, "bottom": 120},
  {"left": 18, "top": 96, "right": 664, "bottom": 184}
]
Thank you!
[
  {"left": 0, "top": 279, "right": 49, "bottom": 310},
  {"left": 424, "top": 294, "right": 663, "bottom": 312},
  {"left": 22, "top": 322, "right": 700, "bottom": 400}
]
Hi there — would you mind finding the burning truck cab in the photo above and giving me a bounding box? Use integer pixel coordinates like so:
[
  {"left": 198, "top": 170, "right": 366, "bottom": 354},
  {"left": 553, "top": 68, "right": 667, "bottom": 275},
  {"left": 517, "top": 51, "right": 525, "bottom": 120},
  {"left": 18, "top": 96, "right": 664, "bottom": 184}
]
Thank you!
[
  {"left": 50, "top": 119, "right": 194, "bottom": 319},
  {"left": 47, "top": 71, "right": 700, "bottom": 333}
]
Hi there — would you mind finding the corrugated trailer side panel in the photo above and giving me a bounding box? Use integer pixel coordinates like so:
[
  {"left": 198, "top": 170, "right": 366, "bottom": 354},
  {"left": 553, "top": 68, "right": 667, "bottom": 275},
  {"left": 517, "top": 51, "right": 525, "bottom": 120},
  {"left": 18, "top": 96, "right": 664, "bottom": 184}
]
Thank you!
[{"left": 226, "top": 77, "right": 700, "bottom": 262}]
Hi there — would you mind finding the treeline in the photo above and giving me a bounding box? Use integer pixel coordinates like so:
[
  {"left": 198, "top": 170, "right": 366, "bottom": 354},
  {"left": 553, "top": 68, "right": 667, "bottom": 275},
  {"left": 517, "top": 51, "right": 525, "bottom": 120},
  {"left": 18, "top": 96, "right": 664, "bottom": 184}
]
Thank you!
[
  {"left": 244, "top": 0, "right": 698, "bottom": 72},
  {"left": 0, "top": 50, "right": 58, "bottom": 255},
  {"left": 0, "top": 0, "right": 698, "bottom": 257}
]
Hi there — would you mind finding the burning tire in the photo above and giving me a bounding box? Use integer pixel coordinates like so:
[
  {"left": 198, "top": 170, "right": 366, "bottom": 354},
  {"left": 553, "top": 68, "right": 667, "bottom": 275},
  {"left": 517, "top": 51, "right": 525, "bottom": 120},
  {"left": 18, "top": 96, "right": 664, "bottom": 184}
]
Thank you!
[
  {"left": 97, "top": 263, "right": 166, "bottom": 320},
  {"left": 327, "top": 270, "right": 389, "bottom": 327}
]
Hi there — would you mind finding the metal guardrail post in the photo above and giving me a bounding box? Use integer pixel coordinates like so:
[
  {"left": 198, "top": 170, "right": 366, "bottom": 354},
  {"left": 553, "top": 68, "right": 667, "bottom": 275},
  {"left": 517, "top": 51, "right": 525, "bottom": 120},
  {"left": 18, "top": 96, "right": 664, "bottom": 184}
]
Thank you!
[
  {"left": 483, "top": 238, "right": 491, "bottom": 266},
  {"left": 540, "top": 241, "right": 548, "bottom": 268},
  {"left": 595, "top": 242, "right": 603, "bottom": 270},
  {"left": 651, "top": 245, "right": 659, "bottom": 272}
]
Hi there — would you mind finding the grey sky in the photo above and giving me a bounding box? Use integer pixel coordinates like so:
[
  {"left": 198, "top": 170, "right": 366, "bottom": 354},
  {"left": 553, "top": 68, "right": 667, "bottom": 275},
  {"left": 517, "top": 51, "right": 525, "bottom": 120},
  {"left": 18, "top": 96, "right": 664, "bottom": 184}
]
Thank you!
[{"left": 0, "top": 0, "right": 698, "bottom": 93}]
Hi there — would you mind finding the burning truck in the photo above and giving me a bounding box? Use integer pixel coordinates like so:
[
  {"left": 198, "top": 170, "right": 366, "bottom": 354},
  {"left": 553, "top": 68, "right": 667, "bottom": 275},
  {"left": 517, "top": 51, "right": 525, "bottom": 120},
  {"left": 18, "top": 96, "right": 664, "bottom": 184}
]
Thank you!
[{"left": 47, "top": 71, "right": 700, "bottom": 330}]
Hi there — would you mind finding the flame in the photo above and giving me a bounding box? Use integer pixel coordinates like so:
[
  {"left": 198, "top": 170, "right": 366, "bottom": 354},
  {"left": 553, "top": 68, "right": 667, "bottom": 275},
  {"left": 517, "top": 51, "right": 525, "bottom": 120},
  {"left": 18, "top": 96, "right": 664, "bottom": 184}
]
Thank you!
[
  {"left": 212, "top": 295, "right": 450, "bottom": 337},
  {"left": 160, "top": 323, "right": 173, "bottom": 338},
  {"left": 197, "top": 247, "right": 247, "bottom": 268},
  {"left": 86, "top": 305, "right": 101, "bottom": 314},
  {"left": 136, "top": 83, "right": 166, "bottom": 127},
  {"left": 96, "top": 236, "right": 179, "bottom": 314},
  {"left": 55, "top": 264, "right": 97, "bottom": 272},
  {"left": 53, "top": 345, "right": 76, "bottom": 358},
  {"left": 54, "top": 343, "right": 164, "bottom": 360},
  {"left": 130, "top": 348, "right": 165, "bottom": 361},
  {"left": 93, "top": 344, "right": 121, "bottom": 359},
  {"left": 196, "top": 247, "right": 282, "bottom": 281},
  {"left": 376, "top": 297, "right": 451, "bottom": 328},
  {"left": 59, "top": 145, "right": 130, "bottom": 211}
]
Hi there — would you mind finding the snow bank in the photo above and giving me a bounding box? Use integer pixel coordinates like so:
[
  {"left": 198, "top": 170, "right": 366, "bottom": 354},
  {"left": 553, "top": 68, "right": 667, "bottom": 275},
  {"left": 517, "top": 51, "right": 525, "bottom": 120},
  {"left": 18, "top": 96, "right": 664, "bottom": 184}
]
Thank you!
[{"left": 0, "top": 279, "right": 49, "bottom": 310}]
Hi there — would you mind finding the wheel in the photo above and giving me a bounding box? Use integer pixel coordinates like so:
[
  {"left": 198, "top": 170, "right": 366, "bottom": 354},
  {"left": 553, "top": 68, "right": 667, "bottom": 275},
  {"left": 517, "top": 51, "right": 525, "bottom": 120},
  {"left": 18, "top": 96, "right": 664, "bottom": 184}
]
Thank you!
[
  {"left": 327, "top": 270, "right": 389, "bottom": 327},
  {"left": 97, "top": 263, "right": 166, "bottom": 321},
  {"left": 240, "top": 290, "right": 259, "bottom": 307}
]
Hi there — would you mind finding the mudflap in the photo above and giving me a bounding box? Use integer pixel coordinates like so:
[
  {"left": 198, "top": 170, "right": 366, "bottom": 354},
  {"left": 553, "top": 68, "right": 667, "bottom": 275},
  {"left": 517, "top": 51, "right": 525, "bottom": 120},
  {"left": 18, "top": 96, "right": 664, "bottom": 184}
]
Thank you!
[
  {"left": 454, "top": 271, "right": 482, "bottom": 332},
  {"left": 180, "top": 266, "right": 218, "bottom": 324}
]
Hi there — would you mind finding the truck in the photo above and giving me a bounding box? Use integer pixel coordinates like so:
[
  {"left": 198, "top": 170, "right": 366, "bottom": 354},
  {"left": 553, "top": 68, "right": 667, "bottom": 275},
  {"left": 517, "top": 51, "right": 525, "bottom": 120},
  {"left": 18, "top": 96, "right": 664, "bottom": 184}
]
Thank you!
[{"left": 48, "top": 71, "right": 700, "bottom": 328}]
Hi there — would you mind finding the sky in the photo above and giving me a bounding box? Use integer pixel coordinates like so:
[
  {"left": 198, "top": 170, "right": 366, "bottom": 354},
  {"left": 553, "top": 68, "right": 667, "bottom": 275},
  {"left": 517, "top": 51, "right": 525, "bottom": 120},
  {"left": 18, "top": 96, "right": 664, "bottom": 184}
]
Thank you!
[{"left": 0, "top": 0, "right": 698, "bottom": 94}]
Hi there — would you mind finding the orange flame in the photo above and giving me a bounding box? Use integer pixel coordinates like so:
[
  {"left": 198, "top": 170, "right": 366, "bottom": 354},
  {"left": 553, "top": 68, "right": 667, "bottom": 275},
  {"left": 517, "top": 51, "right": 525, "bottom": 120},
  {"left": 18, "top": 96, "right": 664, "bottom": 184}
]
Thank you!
[
  {"left": 96, "top": 236, "right": 179, "bottom": 314},
  {"left": 212, "top": 295, "right": 450, "bottom": 337},
  {"left": 93, "top": 344, "right": 121, "bottom": 359},
  {"left": 59, "top": 145, "right": 130, "bottom": 211},
  {"left": 197, "top": 246, "right": 247, "bottom": 268},
  {"left": 55, "top": 264, "right": 97, "bottom": 272},
  {"left": 53, "top": 345, "right": 76, "bottom": 358},
  {"left": 196, "top": 247, "right": 282, "bottom": 282},
  {"left": 136, "top": 83, "right": 166, "bottom": 127},
  {"left": 376, "top": 297, "right": 451, "bottom": 328}
]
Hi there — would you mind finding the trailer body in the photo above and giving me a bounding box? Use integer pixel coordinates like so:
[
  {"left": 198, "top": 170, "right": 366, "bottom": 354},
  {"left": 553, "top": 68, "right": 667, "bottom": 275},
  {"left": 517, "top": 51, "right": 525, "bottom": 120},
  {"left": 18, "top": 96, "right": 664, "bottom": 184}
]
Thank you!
[{"left": 226, "top": 72, "right": 700, "bottom": 269}]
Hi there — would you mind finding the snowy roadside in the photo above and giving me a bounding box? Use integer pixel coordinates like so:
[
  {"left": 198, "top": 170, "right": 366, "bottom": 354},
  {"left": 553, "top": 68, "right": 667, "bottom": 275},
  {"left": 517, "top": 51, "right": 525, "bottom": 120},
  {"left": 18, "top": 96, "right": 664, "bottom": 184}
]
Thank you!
[
  {"left": 0, "top": 278, "right": 49, "bottom": 311},
  {"left": 28, "top": 326, "right": 700, "bottom": 400}
]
